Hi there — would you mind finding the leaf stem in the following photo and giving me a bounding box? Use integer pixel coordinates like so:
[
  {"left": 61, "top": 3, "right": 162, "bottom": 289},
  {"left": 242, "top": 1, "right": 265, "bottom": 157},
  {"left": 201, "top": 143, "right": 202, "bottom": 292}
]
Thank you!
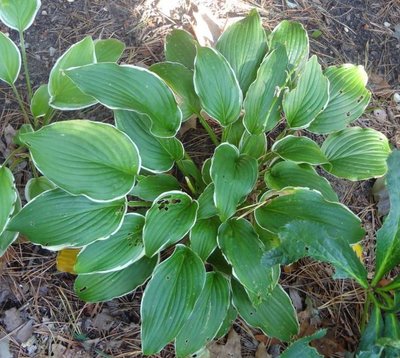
[
  {"left": 360, "top": 293, "right": 372, "bottom": 332},
  {"left": 19, "top": 31, "right": 33, "bottom": 100},
  {"left": 2, "top": 146, "right": 26, "bottom": 166},
  {"left": 127, "top": 201, "right": 152, "bottom": 208},
  {"left": 198, "top": 114, "right": 219, "bottom": 146},
  {"left": 10, "top": 83, "right": 31, "bottom": 125}
]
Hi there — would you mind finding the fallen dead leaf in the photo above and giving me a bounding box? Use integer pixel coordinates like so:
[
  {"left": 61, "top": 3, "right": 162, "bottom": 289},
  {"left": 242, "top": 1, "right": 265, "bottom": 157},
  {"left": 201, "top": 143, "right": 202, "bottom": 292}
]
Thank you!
[
  {"left": 3, "top": 307, "right": 24, "bottom": 332},
  {"left": 92, "top": 310, "right": 114, "bottom": 331},
  {"left": 191, "top": 4, "right": 222, "bottom": 46},
  {"left": 255, "top": 342, "right": 271, "bottom": 358},
  {"left": 208, "top": 329, "right": 242, "bottom": 357},
  {"left": 0, "top": 337, "right": 12, "bottom": 358}
]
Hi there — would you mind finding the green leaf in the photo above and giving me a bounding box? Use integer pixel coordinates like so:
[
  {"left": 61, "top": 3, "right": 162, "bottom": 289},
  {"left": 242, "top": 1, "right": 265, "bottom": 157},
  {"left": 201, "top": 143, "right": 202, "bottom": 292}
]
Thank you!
[
  {"left": 374, "top": 151, "right": 400, "bottom": 284},
  {"left": 201, "top": 158, "right": 212, "bottom": 185},
  {"left": 21, "top": 120, "right": 140, "bottom": 202},
  {"left": 141, "top": 245, "right": 206, "bottom": 355},
  {"left": 239, "top": 131, "right": 266, "bottom": 159},
  {"left": 165, "top": 29, "right": 197, "bottom": 70},
  {"left": 283, "top": 56, "right": 329, "bottom": 129},
  {"left": 224, "top": 119, "right": 245, "bottom": 147},
  {"left": 321, "top": 127, "right": 391, "bottom": 180},
  {"left": 265, "top": 161, "right": 338, "bottom": 202},
  {"left": 194, "top": 47, "right": 242, "bottom": 127},
  {"left": 74, "top": 213, "right": 145, "bottom": 274},
  {"left": 270, "top": 220, "right": 368, "bottom": 288},
  {"left": 8, "top": 188, "right": 126, "bottom": 249},
  {"left": 48, "top": 36, "right": 97, "bottom": 110},
  {"left": 211, "top": 143, "right": 258, "bottom": 222},
  {"left": 384, "top": 313, "right": 400, "bottom": 340},
  {"left": 0, "top": 32, "right": 20, "bottom": 85},
  {"left": 115, "top": 110, "right": 183, "bottom": 173},
  {"left": 281, "top": 329, "right": 326, "bottom": 358},
  {"left": 0, "top": 192, "right": 20, "bottom": 256},
  {"left": 270, "top": 20, "right": 309, "bottom": 70},
  {"left": 0, "top": 166, "right": 18, "bottom": 236},
  {"left": 150, "top": 62, "right": 201, "bottom": 120},
  {"left": 272, "top": 135, "right": 328, "bottom": 165},
  {"left": 197, "top": 183, "right": 218, "bottom": 220},
  {"left": 243, "top": 46, "right": 288, "bottom": 134},
  {"left": 14, "top": 123, "right": 33, "bottom": 146},
  {"left": 215, "top": 304, "right": 237, "bottom": 339},
  {"left": 66, "top": 63, "right": 182, "bottom": 138},
  {"left": 190, "top": 216, "right": 219, "bottom": 261},
  {"left": 129, "top": 174, "right": 180, "bottom": 201},
  {"left": 207, "top": 248, "right": 232, "bottom": 275},
  {"left": 24, "top": 176, "right": 56, "bottom": 202},
  {"left": 143, "top": 191, "right": 198, "bottom": 257},
  {"left": 255, "top": 188, "right": 364, "bottom": 244},
  {"left": 94, "top": 38, "right": 125, "bottom": 62},
  {"left": 30, "top": 84, "right": 50, "bottom": 118},
  {"left": 0, "top": 0, "right": 41, "bottom": 32},
  {"left": 218, "top": 218, "right": 279, "bottom": 300},
  {"left": 74, "top": 255, "right": 157, "bottom": 302},
  {"left": 359, "top": 305, "right": 384, "bottom": 352},
  {"left": 216, "top": 9, "right": 268, "bottom": 94},
  {"left": 308, "top": 64, "right": 371, "bottom": 134},
  {"left": 232, "top": 280, "right": 299, "bottom": 342},
  {"left": 175, "top": 272, "right": 230, "bottom": 357}
]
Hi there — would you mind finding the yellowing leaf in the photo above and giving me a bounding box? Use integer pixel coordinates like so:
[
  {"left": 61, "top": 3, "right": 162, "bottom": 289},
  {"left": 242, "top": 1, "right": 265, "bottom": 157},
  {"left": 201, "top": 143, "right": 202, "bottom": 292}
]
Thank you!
[
  {"left": 56, "top": 248, "right": 80, "bottom": 274},
  {"left": 351, "top": 243, "right": 364, "bottom": 262}
]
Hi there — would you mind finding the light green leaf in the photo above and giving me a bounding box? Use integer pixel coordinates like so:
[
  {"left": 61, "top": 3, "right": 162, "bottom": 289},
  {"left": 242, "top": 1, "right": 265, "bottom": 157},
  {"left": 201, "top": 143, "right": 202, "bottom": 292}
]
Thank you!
[
  {"left": 21, "top": 120, "right": 140, "bottom": 202},
  {"left": 66, "top": 63, "right": 182, "bottom": 138},
  {"left": 190, "top": 216, "right": 219, "bottom": 261},
  {"left": 194, "top": 47, "right": 242, "bottom": 127},
  {"left": 74, "top": 213, "right": 145, "bottom": 274},
  {"left": 201, "top": 158, "right": 212, "bottom": 185},
  {"left": 265, "top": 161, "right": 338, "bottom": 202},
  {"left": 0, "top": 192, "right": 20, "bottom": 256},
  {"left": 210, "top": 143, "right": 258, "bottom": 222},
  {"left": 322, "top": 127, "right": 391, "bottom": 180},
  {"left": 74, "top": 255, "right": 157, "bottom": 302},
  {"left": 165, "top": 29, "right": 197, "bottom": 70},
  {"left": 141, "top": 245, "right": 206, "bottom": 355},
  {"left": 239, "top": 131, "right": 266, "bottom": 159},
  {"left": 7, "top": 188, "right": 126, "bottom": 250},
  {"left": 255, "top": 188, "right": 364, "bottom": 244},
  {"left": 197, "top": 183, "right": 218, "bottom": 220},
  {"left": 269, "top": 220, "right": 368, "bottom": 288},
  {"left": 129, "top": 174, "right": 180, "bottom": 201},
  {"left": 216, "top": 9, "right": 268, "bottom": 94},
  {"left": 0, "top": 32, "right": 20, "bottom": 85},
  {"left": 150, "top": 62, "right": 201, "bottom": 120},
  {"left": 243, "top": 46, "right": 288, "bottom": 134},
  {"left": 143, "top": 191, "right": 198, "bottom": 257},
  {"left": 0, "top": 166, "right": 17, "bottom": 236},
  {"left": 281, "top": 329, "right": 326, "bottom": 358},
  {"left": 48, "top": 36, "right": 97, "bottom": 110},
  {"left": 218, "top": 218, "right": 279, "bottom": 301},
  {"left": 308, "top": 64, "right": 371, "bottom": 133},
  {"left": 175, "top": 272, "right": 230, "bottom": 357},
  {"left": 30, "top": 84, "right": 50, "bottom": 118},
  {"left": 283, "top": 56, "right": 329, "bottom": 129},
  {"left": 94, "top": 38, "right": 125, "bottom": 62},
  {"left": 374, "top": 151, "right": 400, "bottom": 284},
  {"left": 272, "top": 135, "right": 328, "bottom": 165},
  {"left": 115, "top": 110, "right": 184, "bottom": 173},
  {"left": 270, "top": 20, "right": 309, "bottom": 69},
  {"left": 24, "top": 176, "right": 56, "bottom": 202},
  {"left": 215, "top": 304, "right": 237, "bottom": 339},
  {"left": 0, "top": 0, "right": 41, "bottom": 32},
  {"left": 232, "top": 280, "right": 299, "bottom": 342}
]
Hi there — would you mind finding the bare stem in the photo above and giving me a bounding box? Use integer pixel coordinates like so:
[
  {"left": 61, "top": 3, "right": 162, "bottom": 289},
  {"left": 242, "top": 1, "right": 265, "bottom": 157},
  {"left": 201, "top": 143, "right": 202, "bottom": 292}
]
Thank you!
[
  {"left": 10, "top": 83, "right": 30, "bottom": 125},
  {"left": 19, "top": 31, "right": 33, "bottom": 100},
  {"left": 198, "top": 114, "right": 219, "bottom": 146}
]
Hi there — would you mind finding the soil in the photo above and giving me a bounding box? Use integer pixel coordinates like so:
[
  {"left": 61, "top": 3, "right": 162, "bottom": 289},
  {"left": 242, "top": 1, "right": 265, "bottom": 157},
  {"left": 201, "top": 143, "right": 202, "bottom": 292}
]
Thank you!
[{"left": 0, "top": 0, "right": 400, "bottom": 357}]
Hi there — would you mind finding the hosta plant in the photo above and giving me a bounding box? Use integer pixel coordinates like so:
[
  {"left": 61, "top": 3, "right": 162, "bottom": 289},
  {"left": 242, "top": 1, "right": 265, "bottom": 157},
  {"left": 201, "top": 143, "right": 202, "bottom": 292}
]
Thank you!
[{"left": 0, "top": 2, "right": 399, "bottom": 356}]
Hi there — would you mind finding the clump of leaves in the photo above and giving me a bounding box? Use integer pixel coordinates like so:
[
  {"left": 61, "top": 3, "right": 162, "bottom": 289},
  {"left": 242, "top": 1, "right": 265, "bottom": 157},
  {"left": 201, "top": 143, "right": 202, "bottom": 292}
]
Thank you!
[{"left": 0, "top": 2, "right": 398, "bottom": 356}]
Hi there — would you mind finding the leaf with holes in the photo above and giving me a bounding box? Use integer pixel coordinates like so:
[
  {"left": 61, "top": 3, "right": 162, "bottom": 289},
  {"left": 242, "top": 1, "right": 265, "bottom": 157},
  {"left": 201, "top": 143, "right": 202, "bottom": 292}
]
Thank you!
[
  {"left": 243, "top": 46, "right": 288, "bottom": 134},
  {"left": 75, "top": 213, "right": 145, "bottom": 274},
  {"left": 218, "top": 218, "right": 279, "bottom": 301},
  {"left": 194, "top": 47, "right": 242, "bottom": 126},
  {"left": 308, "top": 64, "right": 371, "bottom": 134},
  {"left": 24, "top": 176, "right": 56, "bottom": 202},
  {"left": 0, "top": 0, "right": 41, "bottom": 32},
  {"left": 321, "top": 127, "right": 391, "bottom": 180},
  {"left": 141, "top": 245, "right": 205, "bottom": 354},
  {"left": 211, "top": 143, "right": 258, "bottom": 222},
  {"left": 190, "top": 216, "right": 220, "bottom": 261},
  {"left": 94, "top": 38, "right": 125, "bottom": 62},
  {"left": 21, "top": 120, "right": 140, "bottom": 202},
  {"left": 75, "top": 255, "right": 158, "bottom": 302},
  {"left": 0, "top": 32, "right": 20, "bottom": 85},
  {"left": 49, "top": 36, "right": 97, "bottom": 110},
  {"left": 7, "top": 189, "right": 126, "bottom": 250},
  {"left": 165, "top": 29, "right": 197, "bottom": 70},
  {"left": 66, "top": 63, "right": 182, "bottom": 138},
  {"left": 175, "top": 272, "right": 230, "bottom": 357},
  {"left": 283, "top": 56, "right": 329, "bottom": 129},
  {"left": 272, "top": 135, "right": 328, "bottom": 165},
  {"left": 143, "top": 191, "right": 198, "bottom": 257},
  {"left": 216, "top": 9, "right": 268, "bottom": 94},
  {"left": 129, "top": 174, "right": 181, "bottom": 201}
]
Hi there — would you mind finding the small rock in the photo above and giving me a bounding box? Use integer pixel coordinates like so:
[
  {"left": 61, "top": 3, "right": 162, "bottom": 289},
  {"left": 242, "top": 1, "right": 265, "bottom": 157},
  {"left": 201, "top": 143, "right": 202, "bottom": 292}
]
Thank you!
[
  {"left": 344, "top": 27, "right": 349, "bottom": 33},
  {"left": 373, "top": 108, "right": 388, "bottom": 121},
  {"left": 393, "top": 92, "right": 400, "bottom": 103},
  {"left": 41, "top": 10, "right": 48, "bottom": 15},
  {"left": 384, "top": 22, "right": 391, "bottom": 28},
  {"left": 67, "top": 0, "right": 75, "bottom": 3},
  {"left": 49, "top": 47, "right": 56, "bottom": 57}
]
